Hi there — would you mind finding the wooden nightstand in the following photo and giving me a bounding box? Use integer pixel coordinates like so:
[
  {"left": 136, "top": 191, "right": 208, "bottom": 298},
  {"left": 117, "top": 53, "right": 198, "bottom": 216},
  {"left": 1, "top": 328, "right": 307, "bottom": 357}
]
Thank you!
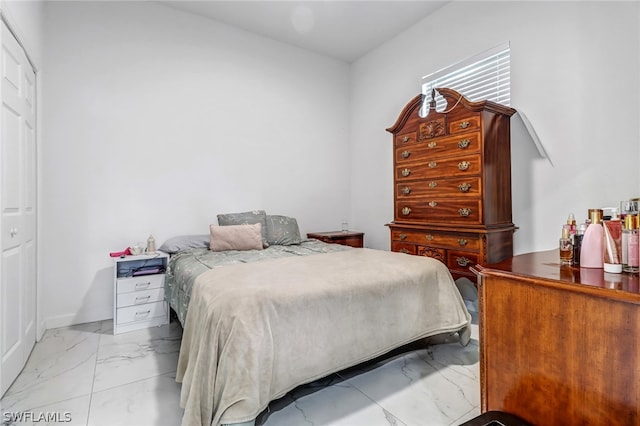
[{"left": 306, "top": 231, "right": 364, "bottom": 248}]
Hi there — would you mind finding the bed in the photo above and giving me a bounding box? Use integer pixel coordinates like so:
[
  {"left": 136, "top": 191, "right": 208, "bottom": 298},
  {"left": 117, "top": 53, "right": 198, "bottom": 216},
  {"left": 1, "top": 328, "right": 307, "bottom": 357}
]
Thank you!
[{"left": 162, "top": 212, "right": 472, "bottom": 426}]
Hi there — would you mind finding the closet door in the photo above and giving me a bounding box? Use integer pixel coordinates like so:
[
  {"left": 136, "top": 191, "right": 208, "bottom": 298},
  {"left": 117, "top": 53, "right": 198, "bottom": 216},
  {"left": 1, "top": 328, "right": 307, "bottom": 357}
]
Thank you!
[{"left": 0, "top": 21, "right": 36, "bottom": 397}]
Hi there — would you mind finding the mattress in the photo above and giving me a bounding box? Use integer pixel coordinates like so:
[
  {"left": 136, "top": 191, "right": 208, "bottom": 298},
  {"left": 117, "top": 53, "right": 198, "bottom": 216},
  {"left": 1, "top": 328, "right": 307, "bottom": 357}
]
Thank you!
[{"left": 164, "top": 239, "right": 350, "bottom": 326}]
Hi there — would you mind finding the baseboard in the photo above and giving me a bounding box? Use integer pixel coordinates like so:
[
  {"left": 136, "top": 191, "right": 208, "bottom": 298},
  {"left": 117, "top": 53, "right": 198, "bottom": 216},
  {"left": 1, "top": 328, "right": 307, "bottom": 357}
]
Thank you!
[
  {"left": 44, "top": 307, "right": 113, "bottom": 330},
  {"left": 36, "top": 318, "right": 46, "bottom": 342}
]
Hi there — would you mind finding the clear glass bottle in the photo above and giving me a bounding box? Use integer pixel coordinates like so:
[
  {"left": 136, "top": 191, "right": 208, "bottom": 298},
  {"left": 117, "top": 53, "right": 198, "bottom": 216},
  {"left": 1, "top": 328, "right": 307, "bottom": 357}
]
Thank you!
[
  {"left": 146, "top": 235, "right": 156, "bottom": 254},
  {"left": 559, "top": 226, "right": 573, "bottom": 265}
]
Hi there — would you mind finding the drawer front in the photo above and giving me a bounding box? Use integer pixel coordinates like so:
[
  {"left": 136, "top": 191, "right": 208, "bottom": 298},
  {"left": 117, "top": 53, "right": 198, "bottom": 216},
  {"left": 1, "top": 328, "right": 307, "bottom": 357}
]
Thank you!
[
  {"left": 395, "top": 131, "right": 417, "bottom": 147},
  {"left": 395, "top": 154, "right": 481, "bottom": 181},
  {"left": 391, "top": 242, "right": 417, "bottom": 255},
  {"left": 117, "top": 274, "right": 164, "bottom": 294},
  {"left": 396, "top": 199, "right": 481, "bottom": 224},
  {"left": 447, "top": 250, "right": 479, "bottom": 274},
  {"left": 417, "top": 117, "right": 446, "bottom": 140},
  {"left": 315, "top": 235, "right": 363, "bottom": 248},
  {"left": 394, "top": 132, "right": 480, "bottom": 163},
  {"left": 117, "top": 287, "right": 165, "bottom": 308},
  {"left": 417, "top": 246, "right": 447, "bottom": 263},
  {"left": 396, "top": 177, "right": 481, "bottom": 199},
  {"left": 336, "top": 236, "right": 363, "bottom": 248},
  {"left": 116, "top": 301, "right": 167, "bottom": 325},
  {"left": 313, "top": 236, "right": 333, "bottom": 244},
  {"left": 449, "top": 115, "right": 481, "bottom": 134},
  {"left": 391, "top": 230, "right": 480, "bottom": 251}
]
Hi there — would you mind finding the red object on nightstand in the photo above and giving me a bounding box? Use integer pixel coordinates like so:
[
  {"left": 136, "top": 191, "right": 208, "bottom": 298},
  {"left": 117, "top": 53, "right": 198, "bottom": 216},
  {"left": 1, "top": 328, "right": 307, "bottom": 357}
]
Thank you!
[{"left": 109, "top": 247, "right": 132, "bottom": 257}]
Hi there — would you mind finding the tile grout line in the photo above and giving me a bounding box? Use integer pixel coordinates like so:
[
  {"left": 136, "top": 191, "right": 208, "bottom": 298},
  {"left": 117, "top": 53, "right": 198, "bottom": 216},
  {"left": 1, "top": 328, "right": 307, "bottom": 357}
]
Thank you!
[
  {"left": 334, "top": 371, "right": 410, "bottom": 426},
  {"left": 85, "top": 321, "right": 106, "bottom": 426},
  {"left": 2, "top": 324, "right": 100, "bottom": 421}
]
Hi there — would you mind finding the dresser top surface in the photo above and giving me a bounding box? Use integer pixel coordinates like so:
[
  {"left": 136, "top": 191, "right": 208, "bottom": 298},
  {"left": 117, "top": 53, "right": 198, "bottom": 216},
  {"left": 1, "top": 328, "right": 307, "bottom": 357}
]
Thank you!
[
  {"left": 477, "top": 249, "right": 640, "bottom": 296},
  {"left": 307, "top": 231, "right": 364, "bottom": 238}
]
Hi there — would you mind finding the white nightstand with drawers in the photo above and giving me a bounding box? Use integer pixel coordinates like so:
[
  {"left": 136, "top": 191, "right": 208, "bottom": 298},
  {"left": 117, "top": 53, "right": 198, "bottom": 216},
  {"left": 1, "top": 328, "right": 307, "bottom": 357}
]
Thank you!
[{"left": 113, "top": 252, "right": 170, "bottom": 335}]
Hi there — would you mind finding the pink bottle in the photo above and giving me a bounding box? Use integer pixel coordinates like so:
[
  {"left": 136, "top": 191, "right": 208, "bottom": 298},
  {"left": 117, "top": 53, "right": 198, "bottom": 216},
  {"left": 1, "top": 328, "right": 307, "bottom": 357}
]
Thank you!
[{"left": 580, "top": 209, "right": 604, "bottom": 268}]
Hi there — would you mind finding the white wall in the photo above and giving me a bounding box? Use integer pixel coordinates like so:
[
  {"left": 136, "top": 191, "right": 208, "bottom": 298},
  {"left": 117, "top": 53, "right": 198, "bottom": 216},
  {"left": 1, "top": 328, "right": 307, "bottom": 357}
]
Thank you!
[
  {"left": 349, "top": 1, "right": 640, "bottom": 255},
  {"left": 40, "top": 0, "right": 640, "bottom": 328},
  {"left": 42, "top": 1, "right": 350, "bottom": 327}
]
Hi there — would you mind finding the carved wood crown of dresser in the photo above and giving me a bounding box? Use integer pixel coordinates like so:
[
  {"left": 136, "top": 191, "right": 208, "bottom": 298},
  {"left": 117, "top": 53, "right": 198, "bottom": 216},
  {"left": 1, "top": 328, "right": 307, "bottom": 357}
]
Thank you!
[{"left": 386, "top": 88, "right": 517, "bottom": 283}]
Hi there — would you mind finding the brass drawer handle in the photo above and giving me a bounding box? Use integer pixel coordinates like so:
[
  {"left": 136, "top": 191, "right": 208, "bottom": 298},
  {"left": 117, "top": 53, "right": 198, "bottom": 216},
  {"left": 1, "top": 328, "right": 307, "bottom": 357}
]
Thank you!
[
  {"left": 458, "top": 239, "right": 468, "bottom": 247},
  {"left": 401, "top": 186, "right": 411, "bottom": 195},
  {"left": 459, "top": 121, "right": 470, "bottom": 129},
  {"left": 401, "top": 168, "right": 411, "bottom": 177},
  {"left": 458, "top": 161, "right": 470, "bottom": 171},
  {"left": 428, "top": 181, "right": 437, "bottom": 188},
  {"left": 402, "top": 207, "right": 412, "bottom": 216},
  {"left": 428, "top": 161, "right": 437, "bottom": 168},
  {"left": 399, "top": 233, "right": 407, "bottom": 240},
  {"left": 401, "top": 150, "right": 411, "bottom": 159},
  {"left": 457, "top": 256, "right": 471, "bottom": 267},
  {"left": 399, "top": 248, "right": 410, "bottom": 254},
  {"left": 427, "top": 141, "right": 437, "bottom": 149},
  {"left": 402, "top": 136, "right": 409, "bottom": 143},
  {"left": 458, "top": 183, "right": 471, "bottom": 192},
  {"left": 458, "top": 139, "right": 470, "bottom": 149},
  {"left": 458, "top": 208, "right": 472, "bottom": 217},
  {"left": 425, "top": 234, "right": 434, "bottom": 241},
  {"left": 428, "top": 201, "right": 438, "bottom": 207}
]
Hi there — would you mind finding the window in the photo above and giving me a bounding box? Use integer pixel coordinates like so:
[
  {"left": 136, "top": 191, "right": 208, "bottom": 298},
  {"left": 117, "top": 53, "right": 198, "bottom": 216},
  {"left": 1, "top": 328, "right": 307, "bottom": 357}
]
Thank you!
[
  {"left": 419, "top": 43, "right": 552, "bottom": 164},
  {"left": 420, "top": 43, "right": 510, "bottom": 115}
]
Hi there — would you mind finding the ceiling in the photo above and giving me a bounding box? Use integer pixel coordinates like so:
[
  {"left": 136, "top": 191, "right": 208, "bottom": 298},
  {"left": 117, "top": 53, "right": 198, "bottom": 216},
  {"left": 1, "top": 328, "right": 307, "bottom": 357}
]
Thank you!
[{"left": 159, "top": 1, "right": 449, "bottom": 62}]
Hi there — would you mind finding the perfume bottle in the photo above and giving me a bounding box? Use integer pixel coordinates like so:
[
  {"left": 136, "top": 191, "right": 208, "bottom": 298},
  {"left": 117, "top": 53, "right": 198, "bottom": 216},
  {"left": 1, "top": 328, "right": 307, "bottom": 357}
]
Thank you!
[
  {"left": 572, "top": 223, "right": 585, "bottom": 266},
  {"left": 624, "top": 214, "right": 639, "bottom": 273},
  {"left": 567, "top": 213, "right": 577, "bottom": 235},
  {"left": 581, "top": 209, "right": 604, "bottom": 269},
  {"left": 559, "top": 226, "right": 573, "bottom": 265},
  {"left": 146, "top": 235, "right": 156, "bottom": 254},
  {"left": 622, "top": 214, "right": 633, "bottom": 268}
]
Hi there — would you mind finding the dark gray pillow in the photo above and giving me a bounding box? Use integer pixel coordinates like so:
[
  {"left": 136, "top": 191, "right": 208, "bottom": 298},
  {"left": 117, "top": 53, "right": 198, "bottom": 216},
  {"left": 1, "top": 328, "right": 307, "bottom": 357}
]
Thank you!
[
  {"left": 266, "top": 215, "right": 302, "bottom": 246},
  {"left": 158, "top": 234, "right": 210, "bottom": 254},
  {"left": 217, "top": 210, "right": 268, "bottom": 247}
]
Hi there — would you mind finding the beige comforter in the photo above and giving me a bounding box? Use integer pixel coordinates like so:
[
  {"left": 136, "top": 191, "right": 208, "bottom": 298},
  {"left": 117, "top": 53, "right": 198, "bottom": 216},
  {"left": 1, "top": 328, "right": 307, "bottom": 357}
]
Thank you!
[{"left": 176, "top": 248, "right": 471, "bottom": 426}]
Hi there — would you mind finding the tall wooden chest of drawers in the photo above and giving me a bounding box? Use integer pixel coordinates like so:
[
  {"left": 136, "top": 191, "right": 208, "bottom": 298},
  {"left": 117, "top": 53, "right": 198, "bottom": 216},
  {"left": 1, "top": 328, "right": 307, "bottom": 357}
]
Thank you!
[{"left": 386, "top": 88, "right": 516, "bottom": 283}]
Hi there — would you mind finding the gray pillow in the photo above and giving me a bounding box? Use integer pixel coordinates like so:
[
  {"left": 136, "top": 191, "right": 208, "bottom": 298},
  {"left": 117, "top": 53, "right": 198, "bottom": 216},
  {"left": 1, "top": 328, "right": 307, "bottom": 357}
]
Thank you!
[
  {"left": 266, "top": 215, "right": 302, "bottom": 246},
  {"left": 158, "top": 234, "right": 210, "bottom": 254},
  {"left": 217, "top": 210, "right": 269, "bottom": 247}
]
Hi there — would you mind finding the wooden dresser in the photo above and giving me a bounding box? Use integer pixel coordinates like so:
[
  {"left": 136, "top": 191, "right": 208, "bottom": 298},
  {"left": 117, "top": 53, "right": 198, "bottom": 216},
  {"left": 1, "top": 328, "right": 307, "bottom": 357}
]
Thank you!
[
  {"left": 475, "top": 251, "right": 640, "bottom": 425},
  {"left": 386, "top": 88, "right": 516, "bottom": 283}
]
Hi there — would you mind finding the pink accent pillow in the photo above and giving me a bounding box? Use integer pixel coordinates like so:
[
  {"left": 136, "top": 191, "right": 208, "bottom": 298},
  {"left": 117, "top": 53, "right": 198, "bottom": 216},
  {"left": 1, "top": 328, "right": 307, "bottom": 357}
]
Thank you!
[{"left": 209, "top": 223, "right": 263, "bottom": 252}]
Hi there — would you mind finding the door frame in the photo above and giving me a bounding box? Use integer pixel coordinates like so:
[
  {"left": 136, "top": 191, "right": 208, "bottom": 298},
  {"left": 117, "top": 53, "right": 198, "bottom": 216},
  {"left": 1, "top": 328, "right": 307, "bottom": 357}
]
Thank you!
[{"left": 0, "top": 9, "right": 41, "bottom": 340}]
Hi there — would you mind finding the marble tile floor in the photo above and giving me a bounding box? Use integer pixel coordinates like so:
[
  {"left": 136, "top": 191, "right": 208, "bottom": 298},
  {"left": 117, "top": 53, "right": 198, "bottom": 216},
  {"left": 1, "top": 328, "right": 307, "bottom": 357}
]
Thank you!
[{"left": 1, "top": 306, "right": 479, "bottom": 426}]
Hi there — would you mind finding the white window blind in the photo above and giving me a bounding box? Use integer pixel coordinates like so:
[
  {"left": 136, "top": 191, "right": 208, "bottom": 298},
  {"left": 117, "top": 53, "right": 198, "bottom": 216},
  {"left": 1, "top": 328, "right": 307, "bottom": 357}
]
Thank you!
[{"left": 421, "top": 43, "right": 510, "bottom": 114}]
